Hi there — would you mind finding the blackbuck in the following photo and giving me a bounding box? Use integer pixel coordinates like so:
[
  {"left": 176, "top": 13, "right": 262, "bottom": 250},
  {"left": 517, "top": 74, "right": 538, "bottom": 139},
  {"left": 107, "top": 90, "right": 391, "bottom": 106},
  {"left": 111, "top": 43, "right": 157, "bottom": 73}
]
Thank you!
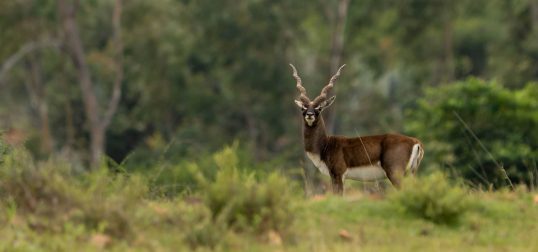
[{"left": 290, "top": 64, "right": 424, "bottom": 195}]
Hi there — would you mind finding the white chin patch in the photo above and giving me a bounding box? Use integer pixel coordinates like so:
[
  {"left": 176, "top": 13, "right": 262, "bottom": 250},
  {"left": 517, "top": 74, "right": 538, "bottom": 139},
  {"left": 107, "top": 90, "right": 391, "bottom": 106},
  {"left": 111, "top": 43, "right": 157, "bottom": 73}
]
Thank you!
[{"left": 305, "top": 117, "right": 315, "bottom": 126}]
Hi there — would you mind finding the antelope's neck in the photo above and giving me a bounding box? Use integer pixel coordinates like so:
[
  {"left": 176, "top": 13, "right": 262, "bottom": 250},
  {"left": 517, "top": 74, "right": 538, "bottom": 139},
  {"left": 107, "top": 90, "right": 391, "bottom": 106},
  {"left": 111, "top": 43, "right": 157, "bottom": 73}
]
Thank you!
[{"left": 303, "top": 117, "right": 328, "bottom": 154}]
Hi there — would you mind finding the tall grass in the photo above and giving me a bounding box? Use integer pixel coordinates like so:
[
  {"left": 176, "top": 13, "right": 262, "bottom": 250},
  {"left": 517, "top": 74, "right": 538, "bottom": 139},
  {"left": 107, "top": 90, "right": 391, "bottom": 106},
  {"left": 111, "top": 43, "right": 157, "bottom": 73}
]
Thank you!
[
  {"left": 0, "top": 148, "right": 148, "bottom": 238},
  {"left": 0, "top": 142, "right": 300, "bottom": 250},
  {"left": 1, "top": 137, "right": 537, "bottom": 250}
]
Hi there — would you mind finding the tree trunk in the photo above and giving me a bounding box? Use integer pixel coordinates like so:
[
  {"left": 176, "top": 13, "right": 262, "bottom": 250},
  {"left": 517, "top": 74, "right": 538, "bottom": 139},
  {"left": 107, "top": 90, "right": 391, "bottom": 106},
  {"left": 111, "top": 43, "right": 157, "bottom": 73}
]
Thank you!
[
  {"left": 325, "top": 0, "right": 350, "bottom": 134},
  {"left": 244, "top": 111, "right": 260, "bottom": 160},
  {"left": 64, "top": 99, "right": 76, "bottom": 150},
  {"left": 58, "top": 0, "right": 102, "bottom": 166},
  {"left": 433, "top": 6, "right": 454, "bottom": 85},
  {"left": 531, "top": 0, "right": 538, "bottom": 33},
  {"left": 31, "top": 58, "right": 54, "bottom": 155},
  {"left": 441, "top": 13, "right": 454, "bottom": 83},
  {"left": 38, "top": 102, "right": 53, "bottom": 154},
  {"left": 25, "top": 54, "right": 54, "bottom": 155},
  {"left": 58, "top": 0, "right": 123, "bottom": 167},
  {"left": 90, "top": 125, "right": 105, "bottom": 167}
]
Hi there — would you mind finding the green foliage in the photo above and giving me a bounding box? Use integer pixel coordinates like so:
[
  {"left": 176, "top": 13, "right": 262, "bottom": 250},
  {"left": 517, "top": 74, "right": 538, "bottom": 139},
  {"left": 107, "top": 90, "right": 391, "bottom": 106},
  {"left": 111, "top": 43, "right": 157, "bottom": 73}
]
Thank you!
[
  {"left": 405, "top": 78, "right": 538, "bottom": 186},
  {"left": 0, "top": 144, "right": 301, "bottom": 250},
  {"left": 2, "top": 3, "right": 538, "bottom": 250},
  {"left": 182, "top": 204, "right": 228, "bottom": 250},
  {"left": 121, "top": 134, "right": 221, "bottom": 196},
  {"left": 139, "top": 142, "right": 288, "bottom": 197},
  {"left": 0, "top": 144, "right": 538, "bottom": 250},
  {"left": 196, "top": 145, "right": 298, "bottom": 233},
  {"left": 389, "top": 172, "right": 473, "bottom": 224},
  {"left": 0, "top": 136, "right": 10, "bottom": 165},
  {"left": 2, "top": 0, "right": 538, "bottom": 174},
  {"left": 0, "top": 148, "right": 148, "bottom": 239}
]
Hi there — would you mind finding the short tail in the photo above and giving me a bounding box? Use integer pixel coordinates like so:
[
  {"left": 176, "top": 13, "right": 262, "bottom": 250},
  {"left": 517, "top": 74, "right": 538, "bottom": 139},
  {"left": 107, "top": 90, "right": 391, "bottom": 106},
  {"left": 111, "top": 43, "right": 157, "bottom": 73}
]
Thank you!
[{"left": 406, "top": 143, "right": 424, "bottom": 175}]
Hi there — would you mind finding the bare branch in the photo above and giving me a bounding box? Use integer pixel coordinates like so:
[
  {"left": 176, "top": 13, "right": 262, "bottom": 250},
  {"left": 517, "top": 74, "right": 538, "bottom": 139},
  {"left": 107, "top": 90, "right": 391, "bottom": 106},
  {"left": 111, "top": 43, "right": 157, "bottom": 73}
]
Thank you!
[
  {"left": 102, "top": 0, "right": 124, "bottom": 129},
  {"left": 325, "top": 0, "right": 350, "bottom": 133},
  {"left": 0, "top": 39, "right": 60, "bottom": 85},
  {"left": 58, "top": 0, "right": 104, "bottom": 166},
  {"left": 329, "top": 0, "right": 350, "bottom": 74},
  {"left": 58, "top": 0, "right": 101, "bottom": 127}
]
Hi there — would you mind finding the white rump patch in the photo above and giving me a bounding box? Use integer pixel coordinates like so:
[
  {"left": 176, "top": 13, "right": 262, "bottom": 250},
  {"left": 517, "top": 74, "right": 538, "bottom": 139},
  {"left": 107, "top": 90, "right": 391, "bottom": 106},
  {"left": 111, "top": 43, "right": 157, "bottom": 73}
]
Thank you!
[
  {"left": 344, "top": 163, "right": 386, "bottom": 181},
  {"left": 406, "top": 144, "right": 421, "bottom": 174},
  {"left": 306, "top": 152, "right": 330, "bottom": 176}
]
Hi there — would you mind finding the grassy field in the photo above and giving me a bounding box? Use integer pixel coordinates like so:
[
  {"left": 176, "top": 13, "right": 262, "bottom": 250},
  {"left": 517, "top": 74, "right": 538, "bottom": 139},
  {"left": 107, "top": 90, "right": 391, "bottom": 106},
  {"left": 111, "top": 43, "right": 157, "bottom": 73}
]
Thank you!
[
  {"left": 294, "top": 192, "right": 538, "bottom": 252},
  {"left": 1, "top": 147, "right": 537, "bottom": 251},
  {"left": 1, "top": 189, "right": 537, "bottom": 251}
]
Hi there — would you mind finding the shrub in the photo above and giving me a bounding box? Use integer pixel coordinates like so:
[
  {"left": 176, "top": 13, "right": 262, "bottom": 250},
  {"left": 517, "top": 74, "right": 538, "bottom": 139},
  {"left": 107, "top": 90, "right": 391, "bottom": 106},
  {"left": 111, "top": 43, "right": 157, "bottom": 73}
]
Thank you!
[
  {"left": 0, "top": 148, "right": 148, "bottom": 238},
  {"left": 389, "top": 172, "right": 473, "bottom": 224},
  {"left": 405, "top": 78, "right": 538, "bottom": 186},
  {"left": 182, "top": 204, "right": 227, "bottom": 249},
  {"left": 142, "top": 141, "right": 280, "bottom": 197},
  {"left": 196, "top": 145, "right": 298, "bottom": 234}
]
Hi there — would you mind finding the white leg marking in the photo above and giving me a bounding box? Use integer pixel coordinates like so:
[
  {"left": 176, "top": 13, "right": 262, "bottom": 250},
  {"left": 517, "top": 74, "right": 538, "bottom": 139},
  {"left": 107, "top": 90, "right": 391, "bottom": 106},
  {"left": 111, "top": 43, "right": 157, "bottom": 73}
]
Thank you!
[{"left": 306, "top": 152, "right": 330, "bottom": 176}]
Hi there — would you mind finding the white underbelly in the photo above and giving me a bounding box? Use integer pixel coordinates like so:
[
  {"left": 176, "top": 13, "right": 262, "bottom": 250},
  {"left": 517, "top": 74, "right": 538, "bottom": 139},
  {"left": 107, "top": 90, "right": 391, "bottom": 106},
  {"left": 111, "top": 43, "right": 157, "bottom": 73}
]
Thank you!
[
  {"left": 306, "top": 152, "right": 387, "bottom": 181},
  {"left": 344, "top": 165, "right": 387, "bottom": 181}
]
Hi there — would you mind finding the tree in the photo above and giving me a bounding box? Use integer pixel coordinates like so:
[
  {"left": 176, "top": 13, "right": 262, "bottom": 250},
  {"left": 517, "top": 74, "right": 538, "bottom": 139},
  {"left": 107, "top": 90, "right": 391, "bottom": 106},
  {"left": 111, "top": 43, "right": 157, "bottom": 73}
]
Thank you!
[
  {"left": 0, "top": 1, "right": 60, "bottom": 157},
  {"left": 57, "top": 0, "right": 123, "bottom": 167},
  {"left": 325, "top": 0, "right": 351, "bottom": 133}
]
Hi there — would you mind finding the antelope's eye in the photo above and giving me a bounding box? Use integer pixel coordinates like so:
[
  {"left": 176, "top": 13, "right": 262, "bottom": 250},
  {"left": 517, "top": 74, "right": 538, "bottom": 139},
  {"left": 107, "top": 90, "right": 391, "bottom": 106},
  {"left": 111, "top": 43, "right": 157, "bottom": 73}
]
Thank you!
[
  {"left": 315, "top": 106, "right": 322, "bottom": 111},
  {"left": 302, "top": 106, "right": 308, "bottom": 111}
]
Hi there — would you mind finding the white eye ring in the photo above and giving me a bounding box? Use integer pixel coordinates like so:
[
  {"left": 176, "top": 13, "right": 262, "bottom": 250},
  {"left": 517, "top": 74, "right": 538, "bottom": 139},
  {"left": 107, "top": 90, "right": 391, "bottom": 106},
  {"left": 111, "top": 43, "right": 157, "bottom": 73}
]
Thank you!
[
  {"left": 315, "top": 106, "right": 321, "bottom": 110},
  {"left": 302, "top": 106, "right": 308, "bottom": 110}
]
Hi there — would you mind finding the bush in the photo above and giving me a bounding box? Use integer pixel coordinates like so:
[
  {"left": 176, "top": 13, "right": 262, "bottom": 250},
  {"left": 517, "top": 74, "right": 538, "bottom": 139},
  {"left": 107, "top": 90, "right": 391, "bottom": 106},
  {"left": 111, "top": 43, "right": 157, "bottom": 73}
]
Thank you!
[
  {"left": 182, "top": 204, "right": 227, "bottom": 249},
  {"left": 0, "top": 148, "right": 148, "bottom": 238},
  {"left": 405, "top": 78, "right": 538, "bottom": 186},
  {"left": 389, "top": 172, "right": 473, "bottom": 224},
  {"left": 138, "top": 141, "right": 285, "bottom": 198},
  {"left": 196, "top": 145, "right": 298, "bottom": 234}
]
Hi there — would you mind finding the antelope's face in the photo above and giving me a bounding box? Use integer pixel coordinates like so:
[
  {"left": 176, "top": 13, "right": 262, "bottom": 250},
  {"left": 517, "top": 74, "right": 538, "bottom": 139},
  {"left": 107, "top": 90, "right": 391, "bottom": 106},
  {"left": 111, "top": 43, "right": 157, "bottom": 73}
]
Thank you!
[
  {"left": 294, "top": 97, "right": 335, "bottom": 127},
  {"left": 289, "top": 63, "right": 344, "bottom": 127}
]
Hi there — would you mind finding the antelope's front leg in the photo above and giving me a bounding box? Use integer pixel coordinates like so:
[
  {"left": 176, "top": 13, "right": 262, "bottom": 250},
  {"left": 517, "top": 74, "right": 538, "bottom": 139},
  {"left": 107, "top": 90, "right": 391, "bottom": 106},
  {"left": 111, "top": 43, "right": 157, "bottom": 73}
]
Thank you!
[{"left": 330, "top": 174, "right": 344, "bottom": 195}]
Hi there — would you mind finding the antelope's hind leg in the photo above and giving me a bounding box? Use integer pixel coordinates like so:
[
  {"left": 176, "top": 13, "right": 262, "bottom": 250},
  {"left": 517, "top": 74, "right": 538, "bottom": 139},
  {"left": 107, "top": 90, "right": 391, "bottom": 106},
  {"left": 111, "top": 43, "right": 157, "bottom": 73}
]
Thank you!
[
  {"left": 382, "top": 145, "right": 412, "bottom": 189},
  {"left": 384, "top": 165, "right": 405, "bottom": 189}
]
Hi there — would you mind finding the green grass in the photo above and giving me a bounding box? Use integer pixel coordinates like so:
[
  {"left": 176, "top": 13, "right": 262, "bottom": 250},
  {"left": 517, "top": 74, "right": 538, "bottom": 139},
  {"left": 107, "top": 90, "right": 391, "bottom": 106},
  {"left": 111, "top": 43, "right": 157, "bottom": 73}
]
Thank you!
[
  {"left": 0, "top": 192, "right": 538, "bottom": 251},
  {"left": 2, "top": 188, "right": 537, "bottom": 251},
  {"left": 293, "top": 192, "right": 538, "bottom": 252},
  {"left": 1, "top": 146, "right": 538, "bottom": 251}
]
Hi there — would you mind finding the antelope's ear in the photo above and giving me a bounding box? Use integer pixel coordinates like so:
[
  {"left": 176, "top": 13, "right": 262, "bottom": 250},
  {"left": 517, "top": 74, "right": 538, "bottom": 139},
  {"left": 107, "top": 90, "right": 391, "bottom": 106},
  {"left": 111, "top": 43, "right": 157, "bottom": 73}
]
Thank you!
[
  {"left": 320, "top": 96, "right": 336, "bottom": 110},
  {"left": 294, "top": 100, "right": 305, "bottom": 109}
]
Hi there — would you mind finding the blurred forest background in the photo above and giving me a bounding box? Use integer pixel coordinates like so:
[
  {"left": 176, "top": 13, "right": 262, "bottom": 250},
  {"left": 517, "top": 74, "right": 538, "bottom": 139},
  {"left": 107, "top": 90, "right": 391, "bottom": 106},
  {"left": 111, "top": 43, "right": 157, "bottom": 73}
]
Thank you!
[{"left": 1, "top": 0, "right": 537, "bottom": 191}]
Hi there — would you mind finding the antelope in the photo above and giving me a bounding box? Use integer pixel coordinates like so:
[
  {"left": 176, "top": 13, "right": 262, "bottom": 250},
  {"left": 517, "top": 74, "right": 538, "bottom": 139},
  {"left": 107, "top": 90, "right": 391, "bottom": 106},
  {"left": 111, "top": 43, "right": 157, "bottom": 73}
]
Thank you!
[{"left": 290, "top": 64, "right": 424, "bottom": 195}]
